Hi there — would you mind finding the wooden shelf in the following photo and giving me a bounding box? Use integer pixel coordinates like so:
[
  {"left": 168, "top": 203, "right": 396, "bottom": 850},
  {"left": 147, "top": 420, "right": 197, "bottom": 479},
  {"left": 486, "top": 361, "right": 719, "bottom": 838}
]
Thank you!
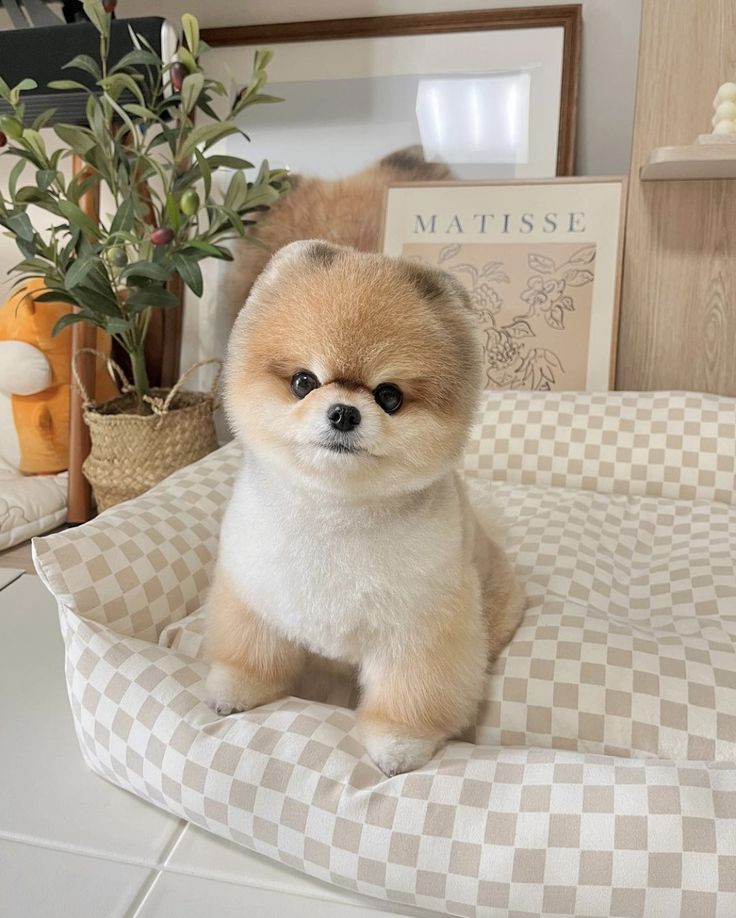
[{"left": 641, "top": 143, "right": 736, "bottom": 180}]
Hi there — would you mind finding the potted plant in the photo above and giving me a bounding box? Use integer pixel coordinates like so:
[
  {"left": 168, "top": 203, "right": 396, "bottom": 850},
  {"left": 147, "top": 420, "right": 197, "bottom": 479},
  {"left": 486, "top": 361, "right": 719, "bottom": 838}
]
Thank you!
[{"left": 0, "top": 0, "right": 287, "bottom": 509}]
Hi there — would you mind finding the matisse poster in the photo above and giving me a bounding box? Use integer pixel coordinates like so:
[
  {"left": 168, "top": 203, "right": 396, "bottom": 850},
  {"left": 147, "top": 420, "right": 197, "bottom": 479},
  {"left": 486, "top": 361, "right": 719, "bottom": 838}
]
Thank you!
[{"left": 382, "top": 180, "right": 626, "bottom": 391}]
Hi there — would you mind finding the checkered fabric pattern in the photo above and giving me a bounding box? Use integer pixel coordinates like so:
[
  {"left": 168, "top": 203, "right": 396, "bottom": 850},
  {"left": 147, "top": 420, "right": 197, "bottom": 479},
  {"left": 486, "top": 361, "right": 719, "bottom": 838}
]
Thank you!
[
  {"left": 464, "top": 391, "right": 736, "bottom": 505},
  {"left": 33, "top": 392, "right": 736, "bottom": 918}
]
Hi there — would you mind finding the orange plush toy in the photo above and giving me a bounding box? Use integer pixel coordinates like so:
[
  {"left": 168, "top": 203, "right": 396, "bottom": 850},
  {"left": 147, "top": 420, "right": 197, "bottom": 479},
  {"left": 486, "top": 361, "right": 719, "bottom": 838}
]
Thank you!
[{"left": 0, "top": 279, "right": 117, "bottom": 475}]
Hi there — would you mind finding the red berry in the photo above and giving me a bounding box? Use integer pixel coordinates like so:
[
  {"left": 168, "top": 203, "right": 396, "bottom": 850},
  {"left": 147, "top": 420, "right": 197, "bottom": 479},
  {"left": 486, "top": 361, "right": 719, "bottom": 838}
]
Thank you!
[
  {"left": 103, "top": 0, "right": 117, "bottom": 11},
  {"left": 151, "top": 226, "right": 174, "bottom": 246},
  {"left": 170, "top": 61, "right": 187, "bottom": 93},
  {"left": 0, "top": 131, "right": 7, "bottom": 148}
]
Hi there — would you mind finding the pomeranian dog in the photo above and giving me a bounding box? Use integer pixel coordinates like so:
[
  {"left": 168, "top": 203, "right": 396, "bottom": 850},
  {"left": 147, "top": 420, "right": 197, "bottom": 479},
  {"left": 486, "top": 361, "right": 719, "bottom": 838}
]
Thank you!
[
  {"left": 205, "top": 240, "right": 525, "bottom": 775},
  {"left": 220, "top": 146, "right": 450, "bottom": 320}
]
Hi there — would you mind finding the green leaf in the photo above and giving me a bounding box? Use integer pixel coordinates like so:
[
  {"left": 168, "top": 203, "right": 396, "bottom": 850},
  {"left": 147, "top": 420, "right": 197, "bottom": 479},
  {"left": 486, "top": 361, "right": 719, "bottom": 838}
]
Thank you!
[
  {"left": 105, "top": 317, "right": 133, "bottom": 333},
  {"left": 102, "top": 73, "right": 145, "bottom": 105},
  {"left": 73, "top": 284, "right": 119, "bottom": 316},
  {"left": 54, "top": 123, "right": 97, "bottom": 156},
  {"left": 179, "top": 122, "right": 239, "bottom": 159},
  {"left": 63, "top": 54, "right": 102, "bottom": 80},
  {"left": 8, "top": 159, "right": 26, "bottom": 198},
  {"left": 83, "top": 260, "right": 118, "bottom": 298},
  {"left": 221, "top": 207, "right": 245, "bottom": 237},
  {"left": 193, "top": 148, "right": 211, "bottom": 199},
  {"left": 11, "top": 257, "right": 53, "bottom": 275},
  {"left": 126, "top": 286, "right": 179, "bottom": 309},
  {"left": 181, "top": 241, "right": 233, "bottom": 261},
  {"left": 196, "top": 98, "right": 220, "bottom": 121},
  {"left": 223, "top": 170, "right": 247, "bottom": 210},
  {"left": 58, "top": 201, "right": 101, "bottom": 240},
  {"left": 83, "top": 0, "right": 110, "bottom": 38},
  {"left": 86, "top": 94, "right": 107, "bottom": 144},
  {"left": 120, "top": 260, "right": 171, "bottom": 283},
  {"left": 31, "top": 108, "right": 57, "bottom": 131},
  {"left": 21, "top": 129, "right": 47, "bottom": 164},
  {"left": 172, "top": 254, "right": 203, "bottom": 296},
  {"left": 249, "top": 93, "right": 284, "bottom": 105},
  {"left": 51, "top": 312, "right": 87, "bottom": 336},
  {"left": 181, "top": 72, "right": 204, "bottom": 114},
  {"left": 122, "top": 103, "right": 159, "bottom": 122},
  {"left": 181, "top": 13, "right": 200, "bottom": 56},
  {"left": 176, "top": 47, "right": 198, "bottom": 75},
  {"left": 65, "top": 255, "right": 97, "bottom": 289},
  {"left": 36, "top": 169, "right": 59, "bottom": 192},
  {"left": 14, "top": 187, "right": 52, "bottom": 206},
  {"left": 48, "top": 79, "right": 89, "bottom": 92},
  {"left": 5, "top": 212, "right": 34, "bottom": 241},
  {"left": 164, "top": 193, "right": 181, "bottom": 234},
  {"left": 15, "top": 236, "right": 39, "bottom": 259},
  {"left": 110, "top": 49, "right": 161, "bottom": 73},
  {"left": 243, "top": 181, "right": 280, "bottom": 209},
  {"left": 35, "top": 290, "right": 82, "bottom": 307},
  {"left": 253, "top": 49, "right": 274, "bottom": 71},
  {"left": 109, "top": 196, "right": 136, "bottom": 236},
  {"left": 66, "top": 169, "right": 99, "bottom": 206},
  {"left": 13, "top": 78, "right": 38, "bottom": 93},
  {"left": 205, "top": 154, "right": 254, "bottom": 171}
]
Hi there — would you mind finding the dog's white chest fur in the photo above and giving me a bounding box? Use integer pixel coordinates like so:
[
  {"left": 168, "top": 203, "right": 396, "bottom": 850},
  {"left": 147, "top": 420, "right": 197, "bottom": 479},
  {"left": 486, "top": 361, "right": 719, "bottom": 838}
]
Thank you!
[{"left": 219, "top": 455, "right": 470, "bottom": 662}]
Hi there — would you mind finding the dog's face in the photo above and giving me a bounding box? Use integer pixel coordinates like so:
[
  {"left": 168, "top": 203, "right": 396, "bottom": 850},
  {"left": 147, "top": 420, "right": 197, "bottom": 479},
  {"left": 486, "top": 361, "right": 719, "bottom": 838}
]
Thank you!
[{"left": 224, "top": 241, "right": 482, "bottom": 499}]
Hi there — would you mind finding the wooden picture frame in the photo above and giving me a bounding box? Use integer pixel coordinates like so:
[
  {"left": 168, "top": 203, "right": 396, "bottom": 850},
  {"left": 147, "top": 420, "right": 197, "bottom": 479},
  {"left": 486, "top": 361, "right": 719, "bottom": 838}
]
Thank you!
[
  {"left": 202, "top": 5, "right": 582, "bottom": 176},
  {"left": 382, "top": 177, "right": 627, "bottom": 391}
]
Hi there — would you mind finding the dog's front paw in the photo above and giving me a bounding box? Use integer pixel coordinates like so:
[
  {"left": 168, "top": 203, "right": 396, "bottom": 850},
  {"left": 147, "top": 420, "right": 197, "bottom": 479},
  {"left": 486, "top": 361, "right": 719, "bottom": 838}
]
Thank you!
[
  {"left": 359, "top": 722, "right": 440, "bottom": 776},
  {"left": 206, "top": 661, "right": 278, "bottom": 715}
]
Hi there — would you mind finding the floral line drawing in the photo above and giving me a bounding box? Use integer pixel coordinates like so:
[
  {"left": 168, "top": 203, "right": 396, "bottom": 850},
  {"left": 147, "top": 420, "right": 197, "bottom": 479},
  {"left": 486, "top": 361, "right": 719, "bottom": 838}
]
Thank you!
[
  {"left": 517, "top": 244, "right": 595, "bottom": 331},
  {"left": 409, "top": 242, "right": 597, "bottom": 391}
]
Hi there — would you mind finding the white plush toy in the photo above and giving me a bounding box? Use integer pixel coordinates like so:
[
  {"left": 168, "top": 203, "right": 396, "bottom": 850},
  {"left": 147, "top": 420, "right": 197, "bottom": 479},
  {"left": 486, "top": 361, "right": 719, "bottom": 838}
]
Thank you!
[
  {"left": 0, "top": 339, "right": 53, "bottom": 469},
  {"left": 0, "top": 279, "right": 117, "bottom": 475},
  {"left": 711, "top": 82, "right": 736, "bottom": 135}
]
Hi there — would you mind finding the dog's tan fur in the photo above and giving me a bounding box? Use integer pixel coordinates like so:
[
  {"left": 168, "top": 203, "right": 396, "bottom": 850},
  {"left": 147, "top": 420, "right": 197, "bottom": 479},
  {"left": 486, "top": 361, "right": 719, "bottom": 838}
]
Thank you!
[
  {"left": 207, "top": 241, "right": 525, "bottom": 774},
  {"left": 221, "top": 148, "right": 450, "bottom": 319}
]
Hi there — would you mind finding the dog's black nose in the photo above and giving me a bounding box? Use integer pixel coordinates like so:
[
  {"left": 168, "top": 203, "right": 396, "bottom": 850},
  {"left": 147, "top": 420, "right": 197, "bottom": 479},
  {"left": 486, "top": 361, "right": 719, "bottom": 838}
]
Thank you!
[{"left": 327, "top": 403, "right": 361, "bottom": 432}]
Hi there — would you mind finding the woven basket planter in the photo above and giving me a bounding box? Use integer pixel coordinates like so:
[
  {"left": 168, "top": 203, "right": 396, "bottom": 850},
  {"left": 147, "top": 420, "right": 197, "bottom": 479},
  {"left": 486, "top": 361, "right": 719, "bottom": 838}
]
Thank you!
[{"left": 74, "top": 349, "right": 220, "bottom": 511}]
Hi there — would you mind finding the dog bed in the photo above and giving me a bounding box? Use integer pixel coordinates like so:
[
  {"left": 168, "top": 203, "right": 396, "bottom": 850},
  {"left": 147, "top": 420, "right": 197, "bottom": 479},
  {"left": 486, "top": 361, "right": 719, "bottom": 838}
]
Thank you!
[{"left": 33, "top": 391, "right": 736, "bottom": 918}]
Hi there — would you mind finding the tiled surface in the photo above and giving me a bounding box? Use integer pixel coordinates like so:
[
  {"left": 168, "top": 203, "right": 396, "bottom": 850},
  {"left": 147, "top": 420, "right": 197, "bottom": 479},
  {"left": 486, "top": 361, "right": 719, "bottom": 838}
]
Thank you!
[
  {"left": 0, "top": 567, "right": 22, "bottom": 590},
  {"left": 164, "top": 823, "right": 435, "bottom": 917},
  {"left": 0, "top": 839, "right": 154, "bottom": 918},
  {"left": 135, "top": 869, "right": 416, "bottom": 918},
  {"left": 0, "top": 575, "right": 184, "bottom": 865},
  {"left": 0, "top": 536, "right": 41, "bottom": 575},
  {"left": 0, "top": 575, "right": 433, "bottom": 918}
]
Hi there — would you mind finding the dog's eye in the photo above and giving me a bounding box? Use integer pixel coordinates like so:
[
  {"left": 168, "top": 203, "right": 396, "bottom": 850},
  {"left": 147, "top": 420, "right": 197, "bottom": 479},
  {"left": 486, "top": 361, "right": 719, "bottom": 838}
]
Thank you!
[
  {"left": 374, "top": 383, "right": 403, "bottom": 414},
  {"left": 290, "top": 371, "right": 320, "bottom": 399}
]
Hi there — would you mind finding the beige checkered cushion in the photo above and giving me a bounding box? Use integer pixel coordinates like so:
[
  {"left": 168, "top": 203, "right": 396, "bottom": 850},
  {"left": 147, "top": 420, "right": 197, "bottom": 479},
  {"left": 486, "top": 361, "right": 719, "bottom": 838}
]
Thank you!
[
  {"left": 33, "top": 391, "right": 736, "bottom": 918},
  {"left": 465, "top": 390, "right": 736, "bottom": 504}
]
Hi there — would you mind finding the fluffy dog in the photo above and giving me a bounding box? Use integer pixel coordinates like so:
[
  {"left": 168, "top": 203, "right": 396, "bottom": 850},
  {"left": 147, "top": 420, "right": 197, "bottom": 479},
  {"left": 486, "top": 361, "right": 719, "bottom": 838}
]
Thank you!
[
  {"left": 220, "top": 146, "right": 450, "bottom": 320},
  {"left": 206, "top": 241, "right": 525, "bottom": 775}
]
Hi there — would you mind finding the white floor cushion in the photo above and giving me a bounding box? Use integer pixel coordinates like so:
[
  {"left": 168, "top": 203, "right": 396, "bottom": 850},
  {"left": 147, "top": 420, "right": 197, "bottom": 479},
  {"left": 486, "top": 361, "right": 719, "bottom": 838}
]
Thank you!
[
  {"left": 33, "top": 392, "right": 736, "bottom": 918},
  {"left": 0, "top": 456, "right": 66, "bottom": 551}
]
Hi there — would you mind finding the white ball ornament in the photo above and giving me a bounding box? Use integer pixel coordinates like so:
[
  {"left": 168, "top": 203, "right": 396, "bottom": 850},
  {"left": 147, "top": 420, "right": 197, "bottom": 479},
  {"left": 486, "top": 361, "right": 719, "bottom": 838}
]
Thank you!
[
  {"left": 713, "top": 119, "right": 736, "bottom": 135},
  {"left": 716, "top": 82, "right": 736, "bottom": 103},
  {"left": 715, "top": 100, "right": 736, "bottom": 121}
]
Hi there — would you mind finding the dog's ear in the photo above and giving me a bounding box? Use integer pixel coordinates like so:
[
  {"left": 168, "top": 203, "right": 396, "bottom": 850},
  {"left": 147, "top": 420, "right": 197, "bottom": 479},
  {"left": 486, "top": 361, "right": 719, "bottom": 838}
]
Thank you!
[
  {"left": 401, "top": 259, "right": 472, "bottom": 312},
  {"left": 379, "top": 145, "right": 451, "bottom": 181}
]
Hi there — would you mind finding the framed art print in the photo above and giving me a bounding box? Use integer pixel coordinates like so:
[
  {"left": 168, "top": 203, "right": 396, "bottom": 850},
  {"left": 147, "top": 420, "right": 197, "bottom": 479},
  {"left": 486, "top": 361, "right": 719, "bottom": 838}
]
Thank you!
[
  {"left": 382, "top": 179, "right": 626, "bottom": 391},
  {"left": 202, "top": 7, "right": 581, "bottom": 180}
]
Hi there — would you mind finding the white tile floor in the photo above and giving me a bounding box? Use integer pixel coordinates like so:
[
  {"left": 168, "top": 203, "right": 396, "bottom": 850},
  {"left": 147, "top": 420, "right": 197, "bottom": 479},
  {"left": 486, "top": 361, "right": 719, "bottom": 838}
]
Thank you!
[{"left": 0, "top": 573, "right": 437, "bottom": 918}]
